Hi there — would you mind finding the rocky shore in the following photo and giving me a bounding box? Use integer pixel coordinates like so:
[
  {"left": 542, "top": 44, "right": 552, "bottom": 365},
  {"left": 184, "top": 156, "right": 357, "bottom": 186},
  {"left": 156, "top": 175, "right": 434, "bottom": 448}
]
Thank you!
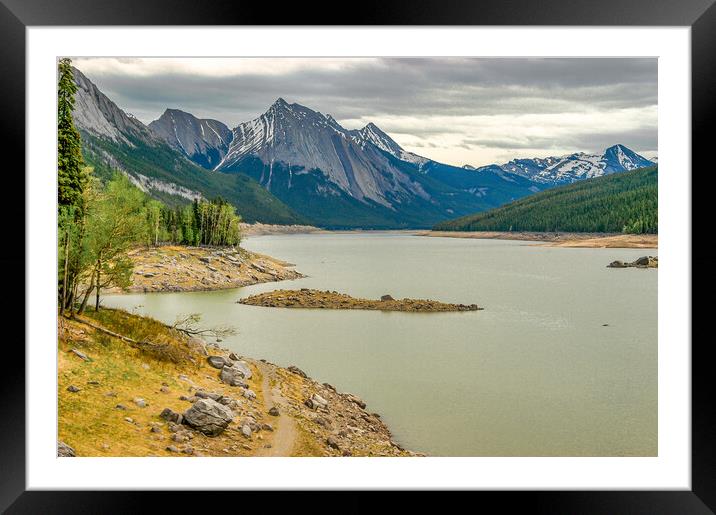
[
  {"left": 238, "top": 288, "right": 482, "bottom": 312},
  {"left": 607, "top": 256, "right": 658, "bottom": 269},
  {"left": 419, "top": 231, "right": 658, "bottom": 249},
  {"left": 108, "top": 245, "right": 304, "bottom": 293},
  {"left": 58, "top": 309, "right": 417, "bottom": 457}
]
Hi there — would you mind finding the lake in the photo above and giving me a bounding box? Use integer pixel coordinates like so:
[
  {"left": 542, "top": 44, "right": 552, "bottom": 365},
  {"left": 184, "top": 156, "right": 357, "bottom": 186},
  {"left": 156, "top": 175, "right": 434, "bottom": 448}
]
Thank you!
[{"left": 102, "top": 233, "right": 657, "bottom": 456}]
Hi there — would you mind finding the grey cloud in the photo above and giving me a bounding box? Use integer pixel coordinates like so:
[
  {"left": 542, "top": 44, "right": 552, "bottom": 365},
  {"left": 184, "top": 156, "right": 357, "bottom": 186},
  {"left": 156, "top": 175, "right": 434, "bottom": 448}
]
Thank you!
[{"left": 74, "top": 57, "right": 657, "bottom": 165}]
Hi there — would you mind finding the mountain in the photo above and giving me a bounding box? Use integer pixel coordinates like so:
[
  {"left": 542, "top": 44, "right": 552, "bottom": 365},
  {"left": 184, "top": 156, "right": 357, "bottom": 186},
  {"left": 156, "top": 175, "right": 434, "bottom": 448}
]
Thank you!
[
  {"left": 434, "top": 166, "right": 657, "bottom": 234},
  {"left": 148, "top": 109, "right": 232, "bottom": 169},
  {"left": 71, "top": 67, "right": 304, "bottom": 225},
  {"left": 208, "top": 98, "right": 542, "bottom": 228},
  {"left": 494, "top": 145, "right": 655, "bottom": 185}
]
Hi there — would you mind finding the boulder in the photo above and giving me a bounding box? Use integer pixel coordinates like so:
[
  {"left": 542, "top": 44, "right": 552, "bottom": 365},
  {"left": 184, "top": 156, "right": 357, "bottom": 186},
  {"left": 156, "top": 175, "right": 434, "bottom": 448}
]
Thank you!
[
  {"left": 207, "top": 355, "right": 229, "bottom": 369},
  {"left": 195, "top": 390, "right": 223, "bottom": 401},
  {"left": 183, "top": 398, "right": 234, "bottom": 436},
  {"left": 268, "top": 406, "right": 280, "bottom": 417},
  {"left": 66, "top": 385, "right": 81, "bottom": 393},
  {"left": 243, "top": 389, "right": 257, "bottom": 401},
  {"left": 133, "top": 398, "right": 147, "bottom": 408},
  {"left": 304, "top": 393, "right": 329, "bottom": 410},
  {"left": 380, "top": 295, "right": 395, "bottom": 302},
  {"left": 326, "top": 437, "right": 341, "bottom": 450},
  {"left": 160, "top": 407, "right": 183, "bottom": 424},
  {"left": 220, "top": 365, "right": 249, "bottom": 387},
  {"left": 633, "top": 256, "right": 651, "bottom": 266},
  {"left": 241, "top": 423, "right": 252, "bottom": 438},
  {"left": 57, "top": 441, "right": 75, "bottom": 457}
]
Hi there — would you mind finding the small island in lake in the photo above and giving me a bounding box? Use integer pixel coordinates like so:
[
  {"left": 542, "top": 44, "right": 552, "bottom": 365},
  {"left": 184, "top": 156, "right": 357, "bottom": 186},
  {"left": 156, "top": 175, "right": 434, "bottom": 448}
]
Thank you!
[
  {"left": 238, "top": 289, "right": 482, "bottom": 312},
  {"left": 607, "top": 256, "right": 658, "bottom": 269}
]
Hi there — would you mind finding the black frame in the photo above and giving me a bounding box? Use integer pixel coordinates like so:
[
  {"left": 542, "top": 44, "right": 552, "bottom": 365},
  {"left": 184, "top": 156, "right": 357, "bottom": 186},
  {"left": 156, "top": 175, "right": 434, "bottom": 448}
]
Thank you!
[{"left": 2, "top": 0, "right": 712, "bottom": 512}]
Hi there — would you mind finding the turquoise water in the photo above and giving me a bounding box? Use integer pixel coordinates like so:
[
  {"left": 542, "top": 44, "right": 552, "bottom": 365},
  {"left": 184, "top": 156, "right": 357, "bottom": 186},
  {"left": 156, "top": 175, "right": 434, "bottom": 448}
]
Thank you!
[{"left": 103, "top": 233, "right": 657, "bottom": 456}]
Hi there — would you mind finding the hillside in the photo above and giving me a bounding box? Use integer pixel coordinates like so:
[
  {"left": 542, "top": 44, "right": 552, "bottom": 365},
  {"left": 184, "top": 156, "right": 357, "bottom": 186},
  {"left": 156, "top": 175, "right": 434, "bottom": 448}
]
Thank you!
[{"left": 434, "top": 166, "right": 657, "bottom": 234}]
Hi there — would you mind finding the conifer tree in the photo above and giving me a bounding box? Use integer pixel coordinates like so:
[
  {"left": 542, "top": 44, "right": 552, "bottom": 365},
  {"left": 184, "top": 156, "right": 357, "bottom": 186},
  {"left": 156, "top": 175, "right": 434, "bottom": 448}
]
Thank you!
[{"left": 57, "top": 58, "right": 86, "bottom": 210}]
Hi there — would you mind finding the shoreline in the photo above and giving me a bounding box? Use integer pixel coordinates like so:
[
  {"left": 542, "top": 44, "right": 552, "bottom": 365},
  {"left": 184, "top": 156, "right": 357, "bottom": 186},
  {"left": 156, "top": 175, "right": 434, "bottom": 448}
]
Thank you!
[
  {"left": 58, "top": 309, "right": 417, "bottom": 457},
  {"left": 417, "top": 230, "right": 658, "bottom": 249}
]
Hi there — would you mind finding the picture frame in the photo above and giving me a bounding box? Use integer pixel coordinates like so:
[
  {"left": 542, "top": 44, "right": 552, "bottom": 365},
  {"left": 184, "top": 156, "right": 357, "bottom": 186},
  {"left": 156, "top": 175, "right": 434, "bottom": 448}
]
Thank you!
[{"left": 2, "top": 0, "right": 710, "bottom": 511}]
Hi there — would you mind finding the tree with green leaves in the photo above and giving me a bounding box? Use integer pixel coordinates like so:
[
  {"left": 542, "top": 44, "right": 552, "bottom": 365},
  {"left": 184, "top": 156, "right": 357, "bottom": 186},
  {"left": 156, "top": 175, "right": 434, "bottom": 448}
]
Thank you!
[{"left": 77, "top": 173, "right": 149, "bottom": 313}]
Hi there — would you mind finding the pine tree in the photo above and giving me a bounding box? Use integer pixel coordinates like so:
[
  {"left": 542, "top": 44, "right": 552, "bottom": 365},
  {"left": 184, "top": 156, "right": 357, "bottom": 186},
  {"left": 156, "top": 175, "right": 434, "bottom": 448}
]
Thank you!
[{"left": 57, "top": 58, "right": 86, "bottom": 210}]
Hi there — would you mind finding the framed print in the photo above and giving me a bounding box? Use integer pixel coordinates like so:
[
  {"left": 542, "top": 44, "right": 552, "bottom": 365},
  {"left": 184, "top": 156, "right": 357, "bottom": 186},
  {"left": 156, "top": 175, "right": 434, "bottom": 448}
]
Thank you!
[{"left": 3, "top": 0, "right": 712, "bottom": 512}]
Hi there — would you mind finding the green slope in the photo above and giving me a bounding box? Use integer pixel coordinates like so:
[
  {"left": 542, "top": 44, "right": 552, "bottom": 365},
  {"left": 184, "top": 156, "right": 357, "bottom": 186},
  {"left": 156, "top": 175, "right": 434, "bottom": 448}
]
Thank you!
[
  {"left": 81, "top": 131, "right": 306, "bottom": 225},
  {"left": 434, "top": 166, "right": 657, "bottom": 234}
]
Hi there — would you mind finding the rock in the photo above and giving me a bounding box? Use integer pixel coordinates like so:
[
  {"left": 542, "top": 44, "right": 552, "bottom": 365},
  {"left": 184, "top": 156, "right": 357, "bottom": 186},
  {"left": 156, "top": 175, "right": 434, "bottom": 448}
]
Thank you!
[
  {"left": 242, "top": 389, "right": 257, "bottom": 401},
  {"left": 183, "top": 398, "right": 234, "bottom": 436},
  {"left": 342, "top": 450, "right": 353, "bottom": 457},
  {"left": 220, "top": 362, "right": 251, "bottom": 386},
  {"left": 166, "top": 445, "right": 180, "bottom": 453},
  {"left": 66, "top": 385, "right": 81, "bottom": 393},
  {"left": 195, "top": 390, "right": 223, "bottom": 401},
  {"left": 70, "top": 348, "right": 91, "bottom": 361},
  {"left": 633, "top": 256, "right": 650, "bottom": 266},
  {"left": 261, "top": 423, "right": 274, "bottom": 432},
  {"left": 380, "top": 295, "right": 395, "bottom": 302},
  {"left": 241, "top": 424, "right": 252, "bottom": 438},
  {"left": 228, "top": 352, "right": 240, "bottom": 361},
  {"left": 124, "top": 417, "right": 134, "bottom": 423},
  {"left": 57, "top": 441, "right": 75, "bottom": 457},
  {"left": 160, "top": 386, "right": 170, "bottom": 393},
  {"left": 150, "top": 426, "right": 161, "bottom": 433},
  {"left": 207, "top": 355, "right": 230, "bottom": 369},
  {"left": 87, "top": 380, "right": 100, "bottom": 385},
  {"left": 171, "top": 433, "right": 188, "bottom": 443},
  {"left": 326, "top": 437, "right": 340, "bottom": 450},
  {"left": 607, "top": 260, "right": 627, "bottom": 268},
  {"left": 199, "top": 256, "right": 212, "bottom": 263},
  {"left": 105, "top": 391, "right": 117, "bottom": 397},
  {"left": 305, "top": 393, "right": 329, "bottom": 410},
  {"left": 133, "top": 398, "right": 147, "bottom": 408},
  {"left": 160, "top": 408, "right": 183, "bottom": 424},
  {"left": 186, "top": 337, "right": 208, "bottom": 356},
  {"left": 268, "top": 406, "right": 280, "bottom": 417},
  {"left": 287, "top": 365, "right": 308, "bottom": 378},
  {"left": 115, "top": 404, "right": 128, "bottom": 411}
]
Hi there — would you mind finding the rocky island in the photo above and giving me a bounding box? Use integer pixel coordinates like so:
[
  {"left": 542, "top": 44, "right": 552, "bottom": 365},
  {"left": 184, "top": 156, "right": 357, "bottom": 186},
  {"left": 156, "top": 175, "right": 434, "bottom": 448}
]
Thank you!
[
  {"left": 238, "top": 289, "right": 482, "bottom": 312},
  {"left": 607, "top": 256, "right": 658, "bottom": 268}
]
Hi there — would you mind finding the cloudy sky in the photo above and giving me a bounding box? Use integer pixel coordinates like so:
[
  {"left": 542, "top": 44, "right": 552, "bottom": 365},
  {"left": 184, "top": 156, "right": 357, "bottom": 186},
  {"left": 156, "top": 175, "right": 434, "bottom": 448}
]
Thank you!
[{"left": 73, "top": 57, "right": 657, "bottom": 167}]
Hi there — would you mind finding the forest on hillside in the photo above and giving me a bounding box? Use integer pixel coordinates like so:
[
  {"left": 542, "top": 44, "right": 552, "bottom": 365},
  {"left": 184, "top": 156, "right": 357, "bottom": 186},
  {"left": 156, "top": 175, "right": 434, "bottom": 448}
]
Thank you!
[{"left": 434, "top": 166, "right": 658, "bottom": 234}]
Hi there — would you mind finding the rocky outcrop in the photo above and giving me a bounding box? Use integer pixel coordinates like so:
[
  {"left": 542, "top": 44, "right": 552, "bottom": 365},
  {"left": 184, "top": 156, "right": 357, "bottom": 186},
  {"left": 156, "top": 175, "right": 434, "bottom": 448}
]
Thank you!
[
  {"left": 238, "top": 289, "right": 482, "bottom": 312},
  {"left": 608, "top": 256, "right": 658, "bottom": 268},
  {"left": 182, "top": 398, "right": 234, "bottom": 436},
  {"left": 220, "top": 361, "right": 252, "bottom": 386}
]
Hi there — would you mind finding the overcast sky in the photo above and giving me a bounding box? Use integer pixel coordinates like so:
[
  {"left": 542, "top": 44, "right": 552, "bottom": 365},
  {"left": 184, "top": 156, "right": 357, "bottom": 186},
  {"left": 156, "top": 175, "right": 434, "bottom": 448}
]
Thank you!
[{"left": 73, "top": 57, "right": 657, "bottom": 167}]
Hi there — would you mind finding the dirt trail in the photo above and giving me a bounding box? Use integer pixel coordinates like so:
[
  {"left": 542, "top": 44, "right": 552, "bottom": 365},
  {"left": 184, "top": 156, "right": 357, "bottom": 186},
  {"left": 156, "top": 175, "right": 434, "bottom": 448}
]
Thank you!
[{"left": 255, "top": 361, "right": 298, "bottom": 457}]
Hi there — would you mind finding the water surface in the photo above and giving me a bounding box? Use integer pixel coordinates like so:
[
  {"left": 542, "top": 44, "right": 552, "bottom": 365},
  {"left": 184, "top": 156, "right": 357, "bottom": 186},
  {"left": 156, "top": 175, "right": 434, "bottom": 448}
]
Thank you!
[{"left": 103, "top": 233, "right": 657, "bottom": 456}]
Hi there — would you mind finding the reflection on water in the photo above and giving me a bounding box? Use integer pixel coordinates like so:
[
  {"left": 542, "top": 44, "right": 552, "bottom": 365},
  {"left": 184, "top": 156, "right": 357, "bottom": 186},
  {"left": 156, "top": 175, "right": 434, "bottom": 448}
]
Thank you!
[{"left": 103, "top": 233, "right": 657, "bottom": 456}]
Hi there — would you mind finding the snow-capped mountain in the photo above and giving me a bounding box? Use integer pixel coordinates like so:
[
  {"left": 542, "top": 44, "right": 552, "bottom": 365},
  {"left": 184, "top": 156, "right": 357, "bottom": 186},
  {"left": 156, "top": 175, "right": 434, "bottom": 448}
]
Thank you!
[
  {"left": 215, "top": 98, "right": 433, "bottom": 208},
  {"left": 493, "top": 145, "right": 655, "bottom": 185},
  {"left": 210, "top": 98, "right": 541, "bottom": 227},
  {"left": 350, "top": 122, "right": 429, "bottom": 168},
  {"left": 149, "top": 109, "right": 232, "bottom": 169}
]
